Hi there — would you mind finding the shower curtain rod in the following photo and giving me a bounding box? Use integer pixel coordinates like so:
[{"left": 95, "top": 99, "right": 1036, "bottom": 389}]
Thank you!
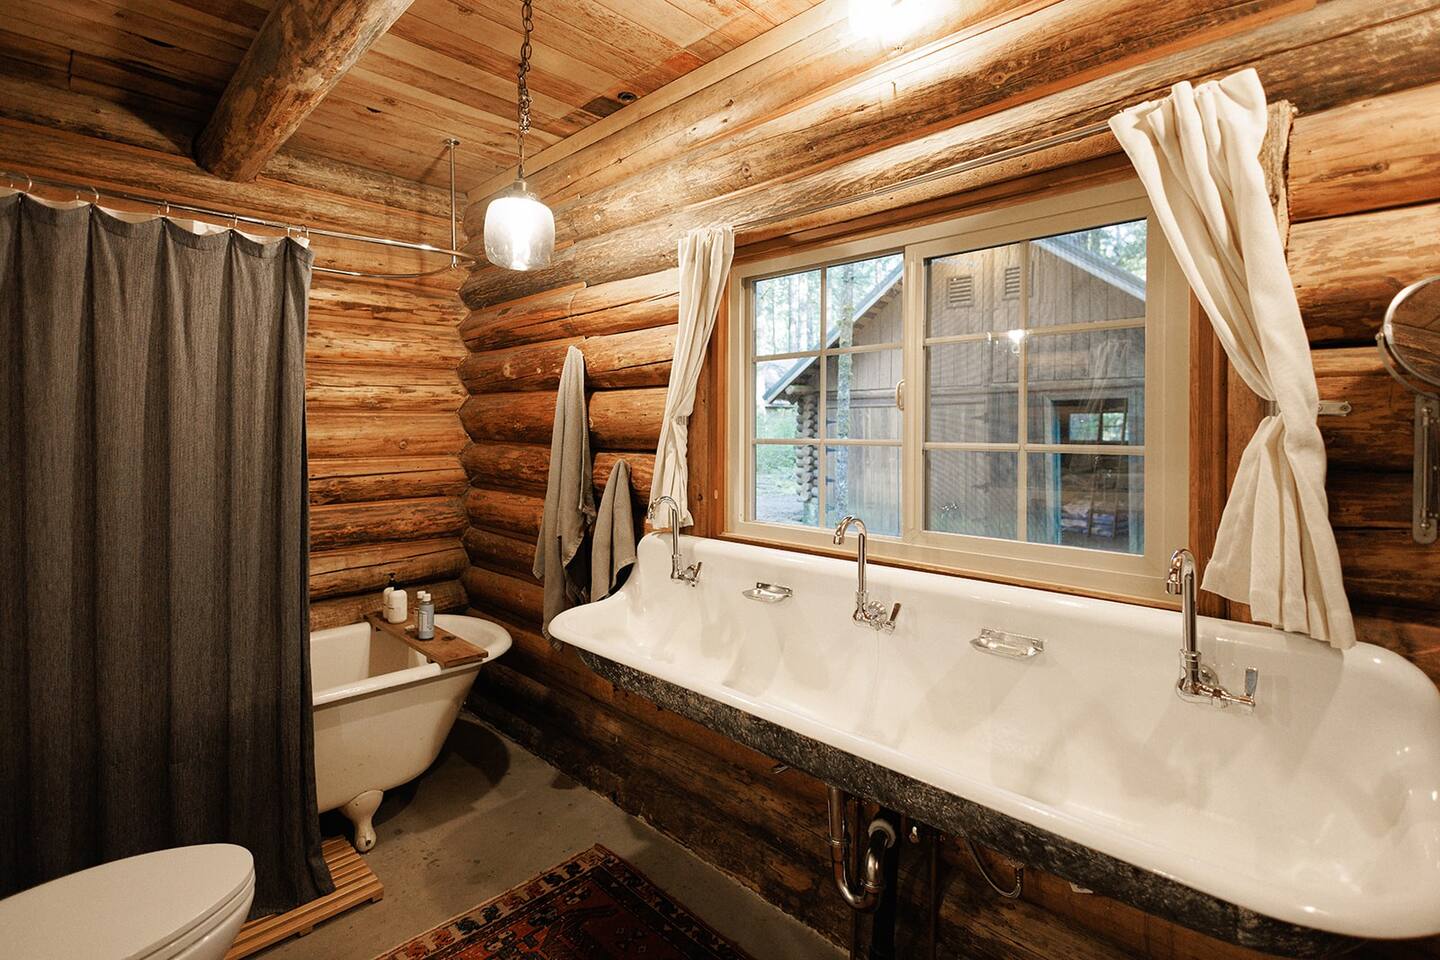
[
  {"left": 736, "top": 119, "right": 1117, "bottom": 231},
  {"left": 2, "top": 139, "right": 475, "bottom": 281}
]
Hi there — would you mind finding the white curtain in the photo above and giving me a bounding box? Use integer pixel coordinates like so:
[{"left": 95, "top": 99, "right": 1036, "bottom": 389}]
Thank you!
[
  {"left": 1110, "top": 69, "right": 1355, "bottom": 647},
  {"left": 651, "top": 225, "right": 735, "bottom": 526}
]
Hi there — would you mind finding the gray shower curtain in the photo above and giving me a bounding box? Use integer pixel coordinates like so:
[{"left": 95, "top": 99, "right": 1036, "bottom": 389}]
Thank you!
[{"left": 0, "top": 194, "right": 332, "bottom": 916}]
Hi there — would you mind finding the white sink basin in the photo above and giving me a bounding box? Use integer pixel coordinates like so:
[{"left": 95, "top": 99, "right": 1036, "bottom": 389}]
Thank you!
[{"left": 550, "top": 534, "right": 1440, "bottom": 944}]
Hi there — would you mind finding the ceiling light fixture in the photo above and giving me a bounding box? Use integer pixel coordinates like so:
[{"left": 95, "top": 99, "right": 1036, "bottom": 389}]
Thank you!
[{"left": 484, "top": 0, "right": 554, "bottom": 271}]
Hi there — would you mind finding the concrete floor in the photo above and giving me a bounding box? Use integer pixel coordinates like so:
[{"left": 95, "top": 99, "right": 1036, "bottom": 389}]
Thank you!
[{"left": 264, "top": 712, "right": 843, "bottom": 960}]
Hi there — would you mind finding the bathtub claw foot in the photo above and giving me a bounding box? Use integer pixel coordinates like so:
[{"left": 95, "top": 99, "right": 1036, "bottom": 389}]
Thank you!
[{"left": 341, "top": 790, "right": 383, "bottom": 852}]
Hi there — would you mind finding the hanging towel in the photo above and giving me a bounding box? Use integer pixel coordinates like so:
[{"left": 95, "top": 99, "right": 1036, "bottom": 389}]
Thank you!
[
  {"left": 534, "top": 345, "right": 595, "bottom": 638},
  {"left": 592, "top": 458, "right": 638, "bottom": 602}
]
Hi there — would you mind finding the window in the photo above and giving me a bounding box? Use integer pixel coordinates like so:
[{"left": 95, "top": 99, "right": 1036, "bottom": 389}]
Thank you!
[{"left": 729, "top": 182, "right": 1189, "bottom": 600}]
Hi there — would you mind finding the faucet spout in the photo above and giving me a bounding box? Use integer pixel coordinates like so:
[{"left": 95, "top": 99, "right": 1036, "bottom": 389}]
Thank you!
[
  {"left": 648, "top": 496, "right": 701, "bottom": 585},
  {"left": 1167, "top": 547, "right": 1257, "bottom": 712},
  {"left": 834, "top": 516, "right": 898, "bottom": 632}
]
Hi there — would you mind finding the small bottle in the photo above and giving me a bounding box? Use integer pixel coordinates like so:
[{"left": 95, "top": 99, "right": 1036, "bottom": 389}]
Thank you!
[
  {"left": 384, "top": 574, "right": 407, "bottom": 624},
  {"left": 416, "top": 591, "right": 435, "bottom": 640}
]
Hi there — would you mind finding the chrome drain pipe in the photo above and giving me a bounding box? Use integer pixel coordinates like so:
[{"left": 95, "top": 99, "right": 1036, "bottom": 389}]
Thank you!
[{"left": 826, "top": 786, "right": 897, "bottom": 912}]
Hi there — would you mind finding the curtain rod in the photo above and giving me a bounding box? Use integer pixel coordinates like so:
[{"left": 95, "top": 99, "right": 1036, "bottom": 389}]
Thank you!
[
  {"left": 2, "top": 139, "right": 474, "bottom": 281},
  {"left": 735, "top": 120, "right": 1117, "bottom": 232}
]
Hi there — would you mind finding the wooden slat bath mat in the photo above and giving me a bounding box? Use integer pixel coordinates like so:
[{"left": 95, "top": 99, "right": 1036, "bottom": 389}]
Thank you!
[{"left": 224, "top": 837, "right": 383, "bottom": 959}]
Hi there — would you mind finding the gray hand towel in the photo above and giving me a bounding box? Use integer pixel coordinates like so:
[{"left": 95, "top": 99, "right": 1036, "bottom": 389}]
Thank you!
[
  {"left": 534, "top": 345, "right": 595, "bottom": 638},
  {"left": 591, "top": 459, "right": 637, "bottom": 602}
]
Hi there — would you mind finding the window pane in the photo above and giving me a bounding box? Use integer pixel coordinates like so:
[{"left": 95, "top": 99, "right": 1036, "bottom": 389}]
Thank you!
[
  {"left": 754, "top": 444, "right": 819, "bottom": 527},
  {"left": 926, "top": 243, "right": 1022, "bottom": 338},
  {"left": 826, "top": 445, "right": 900, "bottom": 536},
  {"left": 1029, "top": 221, "right": 1147, "bottom": 327},
  {"left": 926, "top": 339, "right": 1019, "bottom": 443},
  {"left": 829, "top": 254, "right": 903, "bottom": 349},
  {"left": 1026, "top": 328, "right": 1145, "bottom": 444},
  {"left": 756, "top": 359, "right": 819, "bottom": 440},
  {"left": 754, "top": 269, "right": 821, "bottom": 356},
  {"left": 1026, "top": 453, "right": 1143, "bottom": 554},
  {"left": 925, "top": 450, "right": 1017, "bottom": 539},
  {"left": 826, "top": 351, "right": 901, "bottom": 440}
]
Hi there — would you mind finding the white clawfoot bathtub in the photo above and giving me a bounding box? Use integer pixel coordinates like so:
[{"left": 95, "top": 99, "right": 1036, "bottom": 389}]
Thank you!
[
  {"left": 550, "top": 534, "right": 1440, "bottom": 949},
  {"left": 310, "top": 614, "right": 511, "bottom": 851}
]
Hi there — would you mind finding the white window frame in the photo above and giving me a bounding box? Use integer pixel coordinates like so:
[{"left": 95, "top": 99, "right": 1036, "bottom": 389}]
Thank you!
[{"left": 726, "top": 181, "right": 1190, "bottom": 601}]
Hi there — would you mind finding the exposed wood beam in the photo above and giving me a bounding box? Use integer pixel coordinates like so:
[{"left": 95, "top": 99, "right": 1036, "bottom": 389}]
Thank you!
[{"left": 195, "top": 0, "right": 415, "bottom": 182}]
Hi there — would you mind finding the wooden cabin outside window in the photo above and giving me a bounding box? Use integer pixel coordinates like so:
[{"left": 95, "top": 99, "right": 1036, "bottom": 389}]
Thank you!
[{"left": 726, "top": 182, "right": 1191, "bottom": 602}]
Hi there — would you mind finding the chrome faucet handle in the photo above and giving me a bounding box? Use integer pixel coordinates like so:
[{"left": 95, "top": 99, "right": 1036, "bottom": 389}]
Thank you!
[
  {"left": 883, "top": 602, "right": 901, "bottom": 632},
  {"left": 1244, "top": 667, "right": 1259, "bottom": 699}
]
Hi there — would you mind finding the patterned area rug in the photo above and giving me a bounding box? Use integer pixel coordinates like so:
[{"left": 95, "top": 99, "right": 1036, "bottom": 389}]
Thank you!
[{"left": 376, "top": 845, "right": 756, "bottom": 959}]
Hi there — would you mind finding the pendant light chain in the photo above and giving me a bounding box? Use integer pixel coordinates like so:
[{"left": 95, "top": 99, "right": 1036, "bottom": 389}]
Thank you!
[{"left": 516, "top": 0, "right": 534, "bottom": 178}]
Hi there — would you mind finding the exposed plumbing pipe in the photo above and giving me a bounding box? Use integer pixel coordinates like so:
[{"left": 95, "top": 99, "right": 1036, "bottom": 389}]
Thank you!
[{"left": 826, "top": 786, "right": 897, "bottom": 912}]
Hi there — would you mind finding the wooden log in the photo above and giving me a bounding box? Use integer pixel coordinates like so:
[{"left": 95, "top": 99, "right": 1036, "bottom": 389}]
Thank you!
[
  {"left": 1336, "top": 530, "right": 1440, "bottom": 607},
  {"left": 464, "top": 488, "right": 544, "bottom": 540},
  {"left": 1289, "top": 202, "right": 1440, "bottom": 345},
  {"left": 468, "top": 0, "right": 1047, "bottom": 211},
  {"left": 306, "top": 361, "right": 466, "bottom": 411},
  {"left": 594, "top": 453, "right": 655, "bottom": 503},
  {"left": 458, "top": 325, "right": 676, "bottom": 393},
  {"left": 309, "top": 456, "right": 466, "bottom": 504},
  {"left": 1289, "top": 82, "right": 1440, "bottom": 222},
  {"left": 459, "top": 443, "right": 654, "bottom": 500},
  {"left": 590, "top": 390, "right": 668, "bottom": 451},
  {"left": 460, "top": 270, "right": 677, "bottom": 343},
  {"left": 307, "top": 316, "right": 465, "bottom": 369},
  {"left": 462, "top": 565, "right": 545, "bottom": 625},
  {"left": 460, "top": 441, "right": 552, "bottom": 492},
  {"left": 308, "top": 411, "right": 466, "bottom": 458},
  {"left": 459, "top": 387, "right": 666, "bottom": 450},
  {"left": 311, "top": 578, "right": 464, "bottom": 630},
  {"left": 195, "top": 0, "right": 415, "bottom": 181},
  {"left": 460, "top": 0, "right": 1440, "bottom": 305},
  {"left": 1314, "top": 347, "right": 1412, "bottom": 472},
  {"left": 1353, "top": 606, "right": 1440, "bottom": 688},
  {"left": 470, "top": 0, "right": 1294, "bottom": 249},
  {"left": 309, "top": 537, "right": 467, "bottom": 599},
  {"left": 1327, "top": 471, "right": 1411, "bottom": 530},
  {"left": 309, "top": 274, "right": 465, "bottom": 326},
  {"left": 0, "top": 72, "right": 451, "bottom": 223},
  {"left": 462, "top": 527, "right": 536, "bottom": 579},
  {"left": 309, "top": 496, "right": 466, "bottom": 549},
  {"left": 466, "top": 293, "right": 680, "bottom": 352}
]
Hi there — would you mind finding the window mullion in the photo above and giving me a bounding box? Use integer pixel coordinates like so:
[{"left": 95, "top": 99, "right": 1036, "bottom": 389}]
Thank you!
[{"left": 1016, "top": 241, "right": 1030, "bottom": 544}]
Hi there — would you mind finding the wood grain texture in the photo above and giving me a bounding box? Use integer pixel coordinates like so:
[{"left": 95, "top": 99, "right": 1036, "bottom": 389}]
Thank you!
[
  {"left": 1289, "top": 202, "right": 1440, "bottom": 346},
  {"left": 309, "top": 537, "right": 468, "bottom": 598},
  {"left": 310, "top": 578, "right": 466, "bottom": 631},
  {"left": 196, "top": 0, "right": 416, "bottom": 181},
  {"left": 1289, "top": 82, "right": 1440, "bottom": 222},
  {"left": 458, "top": 324, "right": 676, "bottom": 392}
]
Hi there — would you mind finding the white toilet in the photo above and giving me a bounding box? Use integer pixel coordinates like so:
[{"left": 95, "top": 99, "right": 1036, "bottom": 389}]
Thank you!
[{"left": 0, "top": 844, "right": 255, "bottom": 960}]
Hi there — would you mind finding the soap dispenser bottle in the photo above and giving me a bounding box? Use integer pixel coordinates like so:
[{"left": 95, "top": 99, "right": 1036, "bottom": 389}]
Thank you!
[
  {"left": 383, "top": 573, "right": 407, "bottom": 624},
  {"left": 416, "top": 591, "right": 435, "bottom": 640}
]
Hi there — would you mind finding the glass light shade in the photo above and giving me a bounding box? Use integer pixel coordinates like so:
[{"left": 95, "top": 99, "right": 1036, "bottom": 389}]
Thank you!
[{"left": 483, "top": 179, "right": 554, "bottom": 271}]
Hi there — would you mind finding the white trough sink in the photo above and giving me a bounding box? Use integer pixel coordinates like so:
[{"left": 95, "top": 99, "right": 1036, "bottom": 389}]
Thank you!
[{"left": 549, "top": 534, "right": 1440, "bottom": 948}]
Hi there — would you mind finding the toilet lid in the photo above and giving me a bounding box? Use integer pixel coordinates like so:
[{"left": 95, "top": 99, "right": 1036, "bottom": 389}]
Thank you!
[{"left": 0, "top": 844, "right": 255, "bottom": 960}]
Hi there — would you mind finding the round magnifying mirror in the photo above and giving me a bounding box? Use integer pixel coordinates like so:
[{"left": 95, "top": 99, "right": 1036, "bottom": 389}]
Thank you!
[{"left": 1380, "top": 275, "right": 1440, "bottom": 394}]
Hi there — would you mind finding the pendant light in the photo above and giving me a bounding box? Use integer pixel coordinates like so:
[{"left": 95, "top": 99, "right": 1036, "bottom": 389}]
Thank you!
[{"left": 484, "top": 0, "right": 554, "bottom": 271}]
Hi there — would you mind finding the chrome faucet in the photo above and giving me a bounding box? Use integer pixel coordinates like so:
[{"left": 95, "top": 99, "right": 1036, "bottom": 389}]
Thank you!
[
  {"left": 1167, "top": 548, "right": 1258, "bottom": 712},
  {"left": 648, "top": 496, "right": 701, "bottom": 585},
  {"left": 833, "top": 516, "right": 900, "bottom": 632}
]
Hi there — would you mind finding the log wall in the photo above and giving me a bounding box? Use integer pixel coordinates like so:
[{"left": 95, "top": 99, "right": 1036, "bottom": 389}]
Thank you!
[
  {"left": 0, "top": 78, "right": 471, "bottom": 631},
  {"left": 455, "top": 2, "right": 1440, "bottom": 957}
]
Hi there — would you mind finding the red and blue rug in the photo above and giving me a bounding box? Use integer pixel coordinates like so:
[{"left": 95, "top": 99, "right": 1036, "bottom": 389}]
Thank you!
[{"left": 377, "top": 845, "right": 756, "bottom": 959}]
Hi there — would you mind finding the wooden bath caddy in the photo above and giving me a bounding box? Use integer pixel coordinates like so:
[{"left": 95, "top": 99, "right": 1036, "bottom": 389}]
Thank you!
[
  {"left": 364, "top": 612, "right": 489, "bottom": 668},
  {"left": 224, "top": 837, "right": 382, "bottom": 959}
]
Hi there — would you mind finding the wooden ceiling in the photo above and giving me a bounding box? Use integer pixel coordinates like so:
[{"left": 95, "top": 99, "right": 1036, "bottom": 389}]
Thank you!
[{"left": 0, "top": 0, "right": 825, "bottom": 193}]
